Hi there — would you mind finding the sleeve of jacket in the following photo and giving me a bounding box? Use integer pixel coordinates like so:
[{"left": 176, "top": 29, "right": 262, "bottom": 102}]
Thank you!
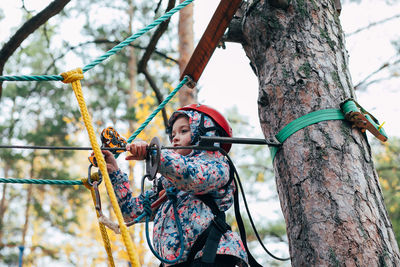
[
  {"left": 158, "top": 150, "right": 230, "bottom": 194},
  {"left": 109, "top": 169, "right": 156, "bottom": 223}
]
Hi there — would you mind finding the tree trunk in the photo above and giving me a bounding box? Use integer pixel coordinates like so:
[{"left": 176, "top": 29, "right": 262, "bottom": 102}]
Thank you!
[
  {"left": 240, "top": 1, "right": 400, "bottom": 265},
  {"left": 178, "top": 0, "right": 196, "bottom": 106}
]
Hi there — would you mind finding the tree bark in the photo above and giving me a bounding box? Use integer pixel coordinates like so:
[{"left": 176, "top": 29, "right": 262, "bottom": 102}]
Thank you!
[
  {"left": 0, "top": 0, "right": 71, "bottom": 99},
  {"left": 240, "top": 1, "right": 400, "bottom": 265},
  {"left": 178, "top": 0, "right": 196, "bottom": 106}
]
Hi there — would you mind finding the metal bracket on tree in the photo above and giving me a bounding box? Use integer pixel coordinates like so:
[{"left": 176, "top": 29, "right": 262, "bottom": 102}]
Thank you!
[{"left": 341, "top": 99, "right": 388, "bottom": 142}]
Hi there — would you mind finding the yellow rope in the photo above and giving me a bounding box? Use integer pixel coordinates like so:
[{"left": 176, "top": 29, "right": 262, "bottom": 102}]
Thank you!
[
  {"left": 82, "top": 177, "right": 115, "bottom": 267},
  {"left": 61, "top": 68, "right": 140, "bottom": 267}
]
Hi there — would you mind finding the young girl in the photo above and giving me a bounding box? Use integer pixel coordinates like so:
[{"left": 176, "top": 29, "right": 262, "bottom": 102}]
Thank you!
[{"left": 103, "top": 104, "right": 248, "bottom": 266}]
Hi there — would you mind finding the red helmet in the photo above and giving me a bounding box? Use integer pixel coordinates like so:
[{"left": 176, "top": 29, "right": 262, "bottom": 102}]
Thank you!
[{"left": 178, "top": 104, "right": 233, "bottom": 152}]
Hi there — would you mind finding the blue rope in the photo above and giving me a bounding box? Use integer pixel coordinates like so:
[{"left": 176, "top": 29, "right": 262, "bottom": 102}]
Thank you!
[
  {"left": 144, "top": 189, "right": 185, "bottom": 264},
  {"left": 0, "top": 0, "right": 194, "bottom": 82},
  {"left": 18, "top": 246, "right": 24, "bottom": 267}
]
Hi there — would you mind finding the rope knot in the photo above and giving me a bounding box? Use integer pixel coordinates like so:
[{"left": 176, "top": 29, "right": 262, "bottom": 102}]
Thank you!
[
  {"left": 166, "top": 187, "right": 178, "bottom": 203},
  {"left": 61, "top": 68, "right": 84, "bottom": 84},
  {"left": 143, "top": 194, "right": 152, "bottom": 217}
]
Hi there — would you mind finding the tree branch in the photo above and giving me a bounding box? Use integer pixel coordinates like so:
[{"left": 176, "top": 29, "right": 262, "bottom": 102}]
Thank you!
[
  {"left": 138, "top": 0, "right": 176, "bottom": 73},
  {"left": 354, "top": 57, "right": 400, "bottom": 90},
  {"left": 136, "top": 0, "right": 176, "bottom": 130},
  {"left": 44, "top": 39, "right": 178, "bottom": 74},
  {"left": 0, "top": 0, "right": 72, "bottom": 99},
  {"left": 346, "top": 13, "right": 400, "bottom": 37},
  {"left": 142, "top": 69, "right": 169, "bottom": 130}
]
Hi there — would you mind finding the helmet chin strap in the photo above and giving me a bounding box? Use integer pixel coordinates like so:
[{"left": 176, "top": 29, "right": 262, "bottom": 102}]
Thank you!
[{"left": 192, "top": 113, "right": 219, "bottom": 145}]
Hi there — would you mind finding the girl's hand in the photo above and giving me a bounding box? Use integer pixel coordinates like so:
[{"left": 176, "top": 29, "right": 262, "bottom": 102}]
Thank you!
[
  {"left": 101, "top": 150, "right": 119, "bottom": 173},
  {"left": 126, "top": 140, "right": 148, "bottom": 161}
]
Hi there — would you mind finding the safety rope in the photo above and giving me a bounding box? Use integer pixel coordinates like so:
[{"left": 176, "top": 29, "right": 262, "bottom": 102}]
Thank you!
[
  {"left": 0, "top": 178, "right": 83, "bottom": 185},
  {"left": 143, "top": 188, "right": 185, "bottom": 264},
  {"left": 60, "top": 68, "right": 140, "bottom": 267},
  {"left": 0, "top": 0, "right": 194, "bottom": 82},
  {"left": 82, "top": 177, "right": 116, "bottom": 267},
  {"left": 126, "top": 76, "right": 189, "bottom": 144},
  {"left": 18, "top": 246, "right": 24, "bottom": 267}
]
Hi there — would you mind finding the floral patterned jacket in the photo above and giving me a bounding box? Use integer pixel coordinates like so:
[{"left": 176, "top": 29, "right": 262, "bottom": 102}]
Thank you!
[{"left": 109, "top": 110, "right": 248, "bottom": 266}]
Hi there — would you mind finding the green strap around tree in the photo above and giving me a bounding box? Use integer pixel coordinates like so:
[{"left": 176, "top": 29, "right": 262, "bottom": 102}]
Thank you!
[{"left": 269, "top": 109, "right": 345, "bottom": 161}]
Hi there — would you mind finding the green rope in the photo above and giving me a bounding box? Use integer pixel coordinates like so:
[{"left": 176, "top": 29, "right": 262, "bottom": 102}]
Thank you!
[
  {"left": 126, "top": 76, "right": 188, "bottom": 144},
  {"left": 0, "top": 75, "right": 63, "bottom": 82},
  {"left": 270, "top": 109, "right": 345, "bottom": 161},
  {"left": 0, "top": 178, "right": 83, "bottom": 185},
  {"left": 0, "top": 0, "right": 194, "bottom": 82}
]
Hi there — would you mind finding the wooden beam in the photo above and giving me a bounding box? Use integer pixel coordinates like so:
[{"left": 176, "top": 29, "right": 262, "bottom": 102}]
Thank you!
[{"left": 180, "top": 0, "right": 242, "bottom": 86}]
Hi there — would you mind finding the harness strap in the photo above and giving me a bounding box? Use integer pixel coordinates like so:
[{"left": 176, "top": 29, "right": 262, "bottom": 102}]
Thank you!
[
  {"left": 185, "top": 194, "right": 231, "bottom": 265},
  {"left": 193, "top": 114, "right": 219, "bottom": 145},
  {"left": 186, "top": 225, "right": 211, "bottom": 263},
  {"left": 233, "top": 178, "right": 263, "bottom": 267}
]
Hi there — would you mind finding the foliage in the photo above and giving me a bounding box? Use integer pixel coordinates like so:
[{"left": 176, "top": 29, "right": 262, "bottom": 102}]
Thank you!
[{"left": 373, "top": 138, "right": 400, "bottom": 245}]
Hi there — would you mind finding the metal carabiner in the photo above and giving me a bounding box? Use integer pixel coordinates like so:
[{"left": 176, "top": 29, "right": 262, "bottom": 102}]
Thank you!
[
  {"left": 87, "top": 164, "right": 104, "bottom": 216},
  {"left": 141, "top": 174, "right": 153, "bottom": 196},
  {"left": 145, "top": 137, "right": 161, "bottom": 181},
  {"left": 87, "top": 164, "right": 103, "bottom": 187},
  {"left": 92, "top": 180, "right": 103, "bottom": 216}
]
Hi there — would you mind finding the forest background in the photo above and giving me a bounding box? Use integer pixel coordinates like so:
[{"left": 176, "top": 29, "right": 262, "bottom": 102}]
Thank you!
[{"left": 0, "top": 0, "right": 399, "bottom": 266}]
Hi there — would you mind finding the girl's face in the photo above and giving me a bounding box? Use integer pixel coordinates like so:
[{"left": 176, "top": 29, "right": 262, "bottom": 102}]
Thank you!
[{"left": 171, "top": 116, "right": 192, "bottom": 156}]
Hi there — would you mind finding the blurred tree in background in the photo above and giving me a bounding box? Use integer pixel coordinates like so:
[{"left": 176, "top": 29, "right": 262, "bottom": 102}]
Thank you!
[{"left": 374, "top": 138, "right": 400, "bottom": 245}]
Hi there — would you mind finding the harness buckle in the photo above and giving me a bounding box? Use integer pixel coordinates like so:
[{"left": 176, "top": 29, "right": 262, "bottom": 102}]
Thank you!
[
  {"left": 341, "top": 99, "right": 388, "bottom": 142},
  {"left": 212, "top": 213, "right": 231, "bottom": 233}
]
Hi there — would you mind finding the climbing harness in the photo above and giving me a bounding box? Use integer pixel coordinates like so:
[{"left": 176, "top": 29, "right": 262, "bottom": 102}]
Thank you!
[
  {"left": 125, "top": 139, "right": 185, "bottom": 265},
  {"left": 133, "top": 142, "right": 289, "bottom": 265},
  {"left": 143, "top": 187, "right": 186, "bottom": 265}
]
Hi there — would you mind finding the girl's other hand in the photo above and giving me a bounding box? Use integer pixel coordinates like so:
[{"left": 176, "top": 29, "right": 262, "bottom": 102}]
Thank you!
[
  {"left": 101, "top": 150, "right": 119, "bottom": 173},
  {"left": 126, "top": 140, "right": 148, "bottom": 161}
]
